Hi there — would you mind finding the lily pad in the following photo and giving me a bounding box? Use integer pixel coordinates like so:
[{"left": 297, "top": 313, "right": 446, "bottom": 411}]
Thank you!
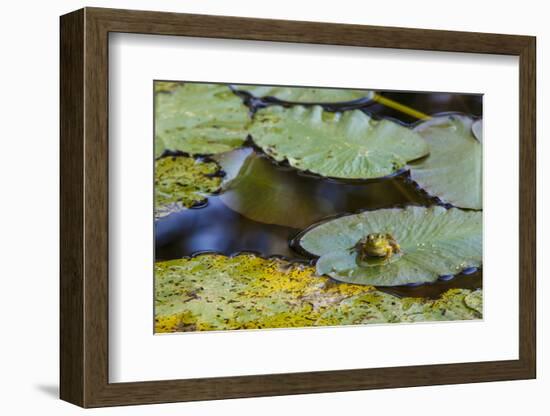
[
  {"left": 464, "top": 289, "right": 483, "bottom": 314},
  {"left": 400, "top": 288, "right": 483, "bottom": 322},
  {"left": 472, "top": 119, "right": 483, "bottom": 142},
  {"left": 154, "top": 254, "right": 481, "bottom": 333},
  {"left": 233, "top": 85, "right": 374, "bottom": 103},
  {"left": 411, "top": 115, "right": 482, "bottom": 209},
  {"left": 155, "top": 155, "right": 222, "bottom": 219},
  {"left": 248, "top": 105, "right": 429, "bottom": 179},
  {"left": 298, "top": 205, "right": 482, "bottom": 286},
  {"left": 154, "top": 81, "right": 184, "bottom": 94},
  {"left": 155, "top": 82, "right": 250, "bottom": 157}
]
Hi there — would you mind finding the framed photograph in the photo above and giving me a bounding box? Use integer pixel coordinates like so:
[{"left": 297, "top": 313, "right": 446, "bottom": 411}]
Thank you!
[{"left": 60, "top": 7, "right": 536, "bottom": 408}]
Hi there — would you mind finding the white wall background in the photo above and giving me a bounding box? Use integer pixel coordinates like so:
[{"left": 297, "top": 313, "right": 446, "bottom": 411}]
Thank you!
[{"left": 0, "top": 0, "right": 545, "bottom": 414}]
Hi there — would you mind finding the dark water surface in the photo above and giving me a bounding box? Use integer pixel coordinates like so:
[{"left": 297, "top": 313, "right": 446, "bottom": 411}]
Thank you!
[
  {"left": 156, "top": 151, "right": 429, "bottom": 260},
  {"left": 370, "top": 91, "right": 483, "bottom": 124}
]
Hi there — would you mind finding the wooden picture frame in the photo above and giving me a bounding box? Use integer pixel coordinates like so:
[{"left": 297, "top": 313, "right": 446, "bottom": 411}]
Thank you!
[{"left": 60, "top": 7, "right": 536, "bottom": 408}]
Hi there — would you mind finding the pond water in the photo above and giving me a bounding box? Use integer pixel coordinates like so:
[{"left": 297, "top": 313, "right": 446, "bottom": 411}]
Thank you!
[{"left": 156, "top": 150, "right": 429, "bottom": 259}]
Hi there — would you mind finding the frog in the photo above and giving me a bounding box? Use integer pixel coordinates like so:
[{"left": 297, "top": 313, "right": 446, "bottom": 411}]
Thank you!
[{"left": 354, "top": 233, "right": 401, "bottom": 263}]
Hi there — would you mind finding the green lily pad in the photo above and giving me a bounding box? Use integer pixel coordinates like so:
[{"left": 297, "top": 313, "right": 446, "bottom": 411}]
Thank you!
[
  {"left": 233, "top": 85, "right": 374, "bottom": 103},
  {"left": 411, "top": 115, "right": 482, "bottom": 209},
  {"left": 155, "top": 155, "right": 222, "bottom": 219},
  {"left": 155, "top": 82, "right": 250, "bottom": 157},
  {"left": 298, "top": 205, "right": 482, "bottom": 286},
  {"left": 248, "top": 105, "right": 429, "bottom": 179},
  {"left": 154, "top": 254, "right": 481, "bottom": 333}
]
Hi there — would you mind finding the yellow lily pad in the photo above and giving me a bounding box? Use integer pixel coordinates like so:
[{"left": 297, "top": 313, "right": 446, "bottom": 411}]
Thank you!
[
  {"left": 155, "top": 254, "right": 482, "bottom": 333},
  {"left": 154, "top": 81, "right": 184, "bottom": 94},
  {"left": 155, "top": 155, "right": 222, "bottom": 219}
]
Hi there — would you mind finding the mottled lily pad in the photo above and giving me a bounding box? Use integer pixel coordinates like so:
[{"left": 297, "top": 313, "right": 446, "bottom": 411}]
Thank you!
[
  {"left": 154, "top": 81, "right": 184, "bottom": 94},
  {"left": 154, "top": 254, "right": 482, "bottom": 333},
  {"left": 411, "top": 115, "right": 482, "bottom": 209},
  {"left": 248, "top": 105, "right": 429, "bottom": 179},
  {"left": 233, "top": 85, "right": 374, "bottom": 103},
  {"left": 155, "top": 82, "right": 250, "bottom": 157},
  {"left": 155, "top": 155, "right": 222, "bottom": 219},
  {"left": 464, "top": 289, "right": 483, "bottom": 314},
  {"left": 298, "top": 205, "right": 482, "bottom": 286}
]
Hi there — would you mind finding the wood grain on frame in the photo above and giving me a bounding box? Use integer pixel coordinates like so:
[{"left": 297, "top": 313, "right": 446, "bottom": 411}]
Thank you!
[{"left": 60, "top": 7, "right": 536, "bottom": 408}]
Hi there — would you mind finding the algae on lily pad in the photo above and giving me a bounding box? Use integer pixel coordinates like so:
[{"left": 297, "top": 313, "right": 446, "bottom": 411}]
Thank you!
[
  {"left": 155, "top": 82, "right": 250, "bottom": 157},
  {"left": 154, "top": 254, "right": 481, "bottom": 333},
  {"left": 464, "top": 289, "right": 483, "bottom": 315},
  {"left": 411, "top": 115, "right": 482, "bottom": 209},
  {"left": 248, "top": 105, "right": 429, "bottom": 179},
  {"left": 154, "top": 81, "right": 184, "bottom": 94},
  {"left": 155, "top": 155, "right": 222, "bottom": 219},
  {"left": 233, "top": 85, "right": 374, "bottom": 103},
  {"left": 298, "top": 205, "right": 482, "bottom": 286}
]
